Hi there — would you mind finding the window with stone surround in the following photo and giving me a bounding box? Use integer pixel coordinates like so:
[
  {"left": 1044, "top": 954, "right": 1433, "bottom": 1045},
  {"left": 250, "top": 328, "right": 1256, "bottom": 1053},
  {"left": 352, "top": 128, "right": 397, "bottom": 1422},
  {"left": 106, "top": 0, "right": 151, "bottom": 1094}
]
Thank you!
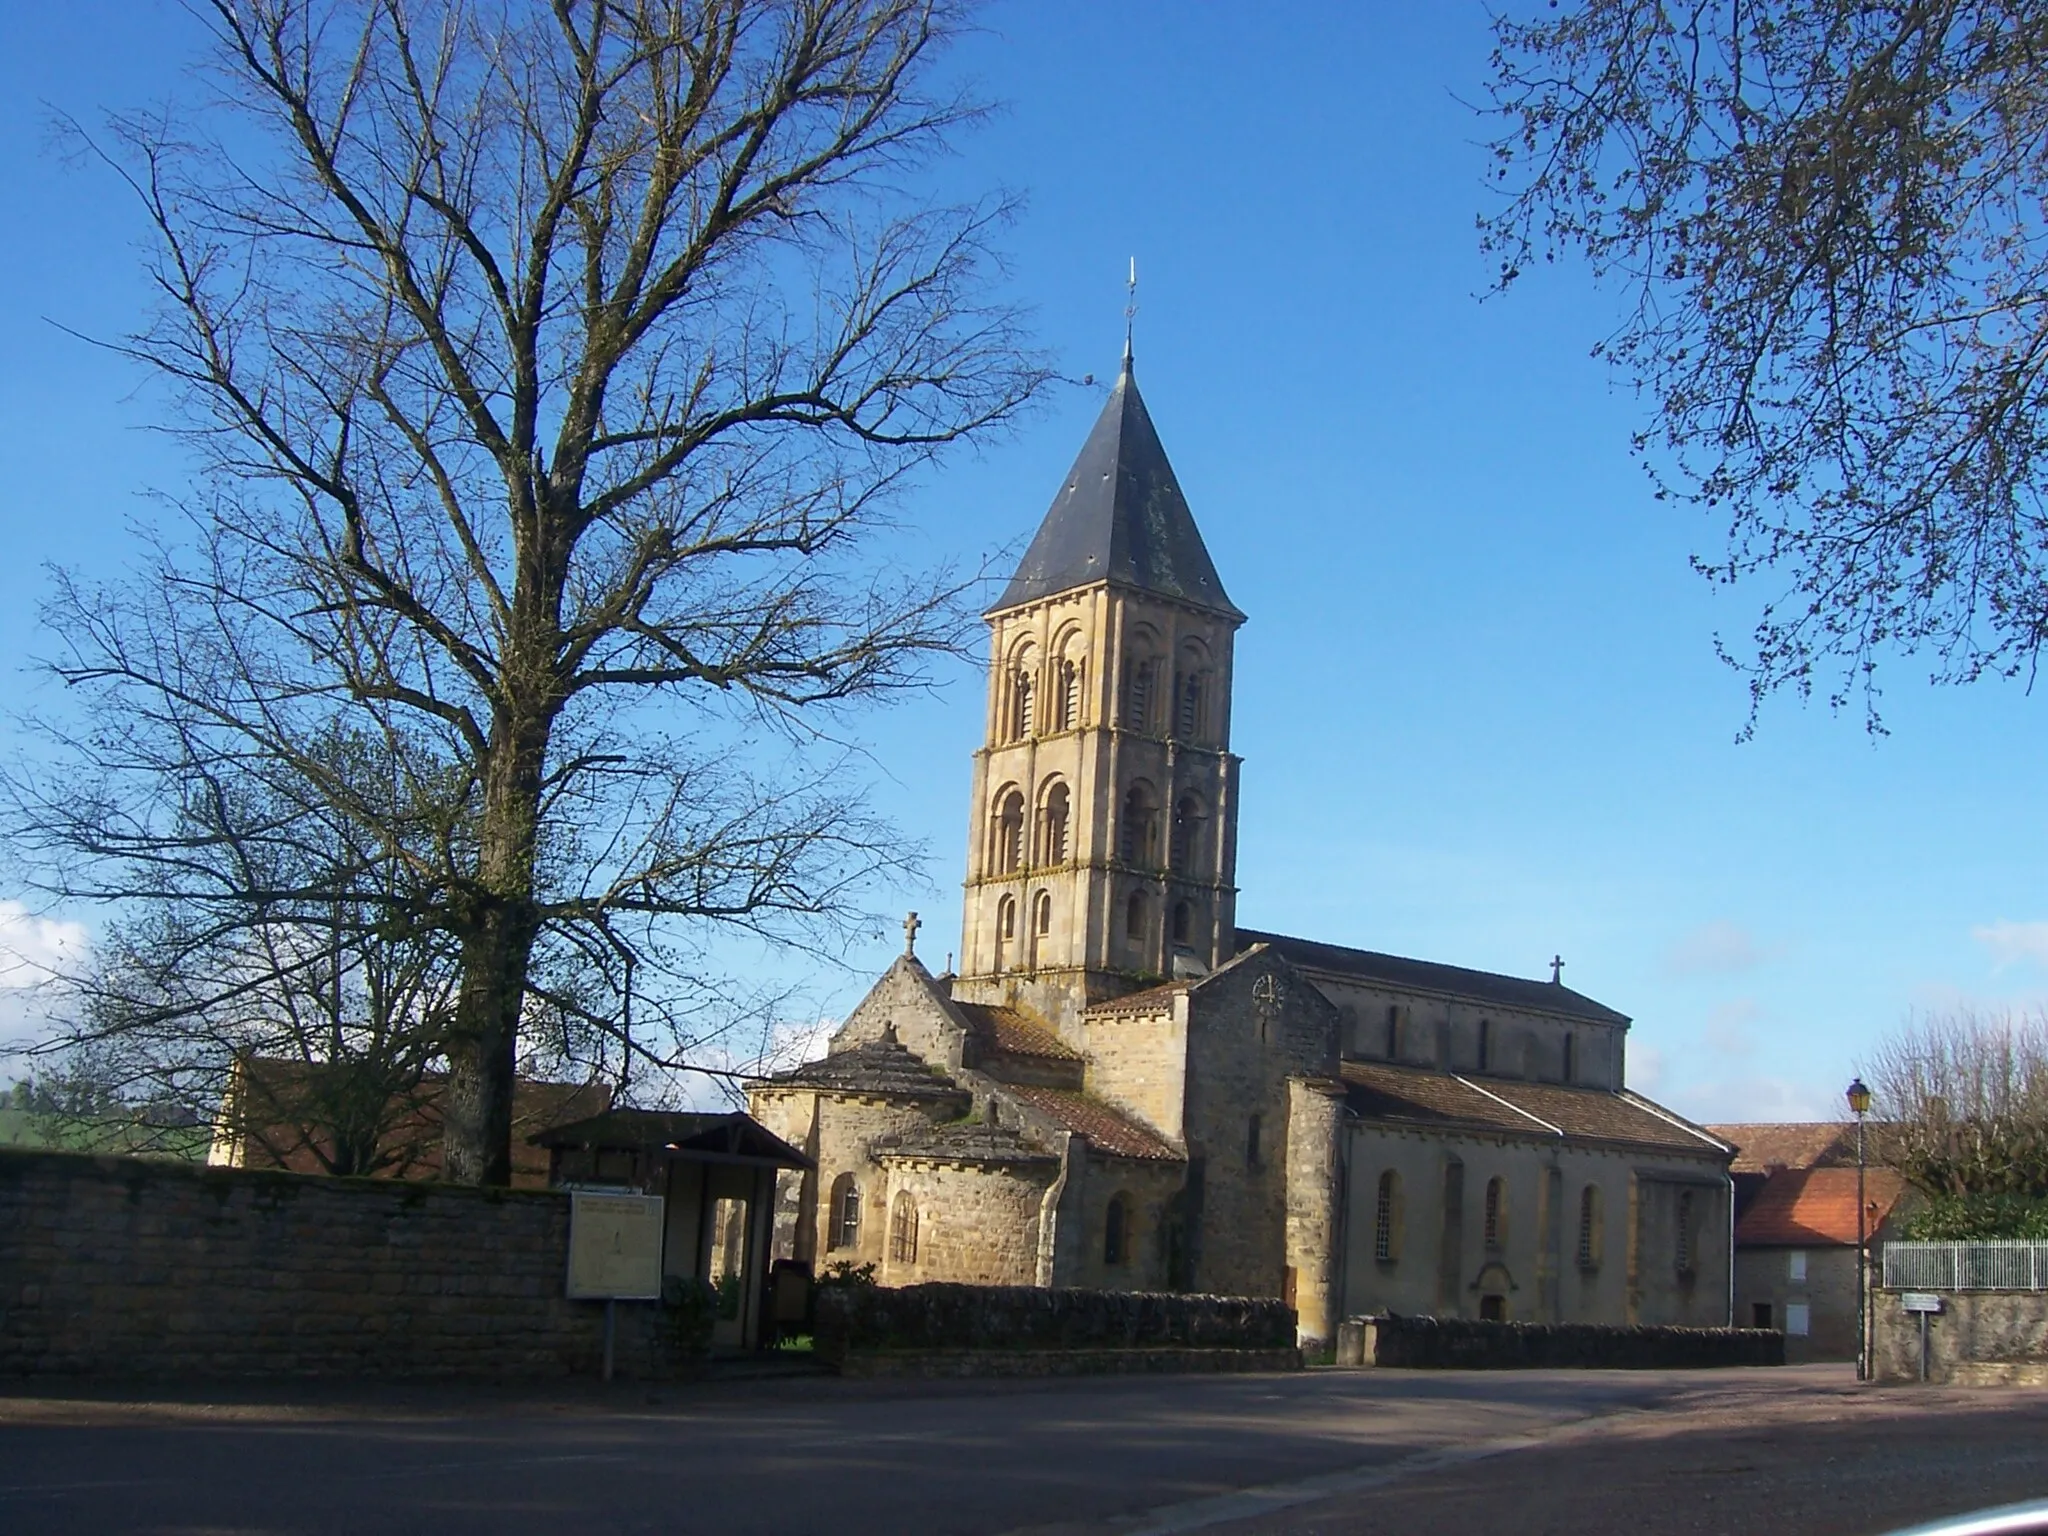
[
  {"left": 828, "top": 1174, "right": 861, "bottom": 1250},
  {"left": 994, "top": 788, "right": 1025, "bottom": 874},
  {"left": 1125, "top": 889, "right": 1148, "bottom": 946},
  {"left": 1038, "top": 779, "right": 1070, "bottom": 865},
  {"left": 1169, "top": 794, "right": 1205, "bottom": 873},
  {"left": 889, "top": 1194, "right": 919, "bottom": 1265},
  {"left": 1375, "top": 1170, "right": 1402, "bottom": 1262},
  {"left": 1561, "top": 1032, "right": 1577, "bottom": 1083},
  {"left": 1124, "top": 654, "right": 1157, "bottom": 732},
  {"left": 1120, "top": 781, "right": 1160, "bottom": 866},
  {"left": 1171, "top": 899, "right": 1193, "bottom": 946},
  {"left": 1104, "top": 1193, "right": 1131, "bottom": 1266},
  {"left": 1034, "top": 890, "right": 1052, "bottom": 937}
]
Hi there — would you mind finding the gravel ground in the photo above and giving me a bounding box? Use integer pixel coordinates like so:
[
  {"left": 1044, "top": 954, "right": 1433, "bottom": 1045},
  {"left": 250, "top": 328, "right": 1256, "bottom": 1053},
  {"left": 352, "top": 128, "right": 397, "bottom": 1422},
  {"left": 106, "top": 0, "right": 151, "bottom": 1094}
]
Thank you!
[{"left": 1203, "top": 1377, "right": 2048, "bottom": 1536}]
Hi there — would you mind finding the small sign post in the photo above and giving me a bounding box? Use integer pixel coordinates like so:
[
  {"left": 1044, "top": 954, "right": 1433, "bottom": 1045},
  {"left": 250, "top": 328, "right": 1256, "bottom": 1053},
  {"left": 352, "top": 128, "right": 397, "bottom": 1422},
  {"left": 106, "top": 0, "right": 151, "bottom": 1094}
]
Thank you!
[
  {"left": 567, "top": 1191, "right": 665, "bottom": 1382},
  {"left": 1900, "top": 1293, "right": 1945, "bottom": 1382}
]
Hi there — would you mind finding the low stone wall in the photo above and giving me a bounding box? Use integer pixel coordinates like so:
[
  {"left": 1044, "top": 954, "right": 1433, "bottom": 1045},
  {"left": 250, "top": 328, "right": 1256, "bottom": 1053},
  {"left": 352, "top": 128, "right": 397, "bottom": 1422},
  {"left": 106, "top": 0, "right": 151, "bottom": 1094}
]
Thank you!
[
  {"left": 1338, "top": 1314, "right": 1785, "bottom": 1370},
  {"left": 1873, "top": 1290, "right": 2048, "bottom": 1385},
  {"left": 0, "top": 1147, "right": 675, "bottom": 1380},
  {"left": 813, "top": 1282, "right": 1297, "bottom": 1372}
]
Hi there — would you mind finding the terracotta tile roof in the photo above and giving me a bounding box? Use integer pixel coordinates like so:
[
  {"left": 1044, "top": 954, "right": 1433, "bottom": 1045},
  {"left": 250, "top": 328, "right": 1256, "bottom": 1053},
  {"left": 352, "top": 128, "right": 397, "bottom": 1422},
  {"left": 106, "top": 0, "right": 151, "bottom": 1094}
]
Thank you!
[
  {"left": 1083, "top": 981, "right": 1188, "bottom": 1018},
  {"left": 1706, "top": 1122, "right": 1858, "bottom": 1173},
  {"left": 1005, "top": 1085, "right": 1181, "bottom": 1161},
  {"left": 873, "top": 1118, "right": 1059, "bottom": 1167},
  {"left": 752, "top": 1037, "right": 964, "bottom": 1103},
  {"left": 1340, "top": 1061, "right": 1728, "bottom": 1156},
  {"left": 1735, "top": 1167, "right": 1908, "bottom": 1246},
  {"left": 1238, "top": 929, "right": 1631, "bottom": 1026},
  {"left": 952, "top": 1001, "right": 1082, "bottom": 1061},
  {"left": 530, "top": 1109, "right": 811, "bottom": 1168}
]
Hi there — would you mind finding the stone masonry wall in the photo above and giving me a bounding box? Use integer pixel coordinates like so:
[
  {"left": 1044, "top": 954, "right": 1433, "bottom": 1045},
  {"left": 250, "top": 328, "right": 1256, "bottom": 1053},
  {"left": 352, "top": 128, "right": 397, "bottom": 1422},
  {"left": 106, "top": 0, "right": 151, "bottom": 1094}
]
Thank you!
[
  {"left": 1873, "top": 1289, "right": 2048, "bottom": 1385},
  {"left": 0, "top": 1148, "right": 667, "bottom": 1380},
  {"left": 1346, "top": 1313, "right": 1782, "bottom": 1370}
]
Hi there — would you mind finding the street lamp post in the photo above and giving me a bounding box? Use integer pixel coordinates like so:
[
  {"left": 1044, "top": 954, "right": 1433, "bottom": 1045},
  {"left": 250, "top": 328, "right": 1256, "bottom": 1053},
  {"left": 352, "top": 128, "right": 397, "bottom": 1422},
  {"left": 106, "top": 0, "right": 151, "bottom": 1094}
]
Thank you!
[{"left": 1847, "top": 1076, "right": 1873, "bottom": 1381}]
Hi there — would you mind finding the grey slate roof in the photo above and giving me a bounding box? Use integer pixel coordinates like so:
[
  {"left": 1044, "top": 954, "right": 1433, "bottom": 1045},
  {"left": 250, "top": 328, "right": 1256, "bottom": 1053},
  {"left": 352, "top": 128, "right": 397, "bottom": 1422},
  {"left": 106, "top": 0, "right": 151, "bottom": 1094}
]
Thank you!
[
  {"left": 873, "top": 1118, "right": 1058, "bottom": 1168},
  {"left": 1236, "top": 929, "right": 1632, "bottom": 1027},
  {"left": 530, "top": 1108, "right": 811, "bottom": 1168},
  {"left": 992, "top": 360, "right": 1241, "bottom": 619}
]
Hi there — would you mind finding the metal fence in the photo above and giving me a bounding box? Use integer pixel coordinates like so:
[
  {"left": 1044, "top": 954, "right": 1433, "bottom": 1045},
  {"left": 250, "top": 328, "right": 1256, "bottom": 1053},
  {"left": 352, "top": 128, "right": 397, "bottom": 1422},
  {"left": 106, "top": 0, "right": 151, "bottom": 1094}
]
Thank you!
[{"left": 1881, "top": 1241, "right": 2048, "bottom": 1291}]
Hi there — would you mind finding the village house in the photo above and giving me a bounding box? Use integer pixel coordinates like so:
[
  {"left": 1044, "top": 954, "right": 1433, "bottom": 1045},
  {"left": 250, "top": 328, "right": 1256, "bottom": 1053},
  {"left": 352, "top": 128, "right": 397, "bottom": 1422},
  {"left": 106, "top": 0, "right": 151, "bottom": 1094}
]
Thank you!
[{"left": 749, "top": 350, "right": 1736, "bottom": 1345}]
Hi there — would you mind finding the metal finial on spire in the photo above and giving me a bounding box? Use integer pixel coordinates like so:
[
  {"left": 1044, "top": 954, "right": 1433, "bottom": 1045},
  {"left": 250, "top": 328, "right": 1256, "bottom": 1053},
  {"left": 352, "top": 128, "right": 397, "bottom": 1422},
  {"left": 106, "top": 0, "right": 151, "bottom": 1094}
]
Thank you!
[{"left": 1123, "top": 256, "right": 1137, "bottom": 371}]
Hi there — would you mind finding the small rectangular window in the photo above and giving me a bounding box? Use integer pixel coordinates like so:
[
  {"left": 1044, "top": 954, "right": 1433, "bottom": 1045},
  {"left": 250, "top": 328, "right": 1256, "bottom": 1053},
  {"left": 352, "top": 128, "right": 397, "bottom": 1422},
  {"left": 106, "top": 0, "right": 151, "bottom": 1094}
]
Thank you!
[
  {"left": 1752, "top": 1302, "right": 1773, "bottom": 1329},
  {"left": 1787, "top": 1249, "right": 1807, "bottom": 1283},
  {"left": 1785, "top": 1302, "right": 1811, "bottom": 1336}
]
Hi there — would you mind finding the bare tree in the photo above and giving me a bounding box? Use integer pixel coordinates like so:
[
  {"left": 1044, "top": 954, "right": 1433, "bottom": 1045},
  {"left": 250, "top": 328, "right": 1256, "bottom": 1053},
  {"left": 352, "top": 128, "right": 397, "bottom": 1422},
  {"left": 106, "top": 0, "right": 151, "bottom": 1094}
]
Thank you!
[
  {"left": 1481, "top": 3, "right": 2048, "bottom": 730},
  {"left": 1864, "top": 1008, "right": 2048, "bottom": 1199},
  {"left": 16, "top": 0, "right": 1045, "bottom": 1183}
]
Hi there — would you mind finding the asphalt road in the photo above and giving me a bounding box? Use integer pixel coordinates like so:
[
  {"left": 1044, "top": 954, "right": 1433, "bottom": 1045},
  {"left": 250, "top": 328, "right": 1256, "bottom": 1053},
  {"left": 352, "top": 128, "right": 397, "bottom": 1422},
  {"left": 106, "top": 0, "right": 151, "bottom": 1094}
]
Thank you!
[{"left": 1, "top": 1364, "right": 2029, "bottom": 1536}]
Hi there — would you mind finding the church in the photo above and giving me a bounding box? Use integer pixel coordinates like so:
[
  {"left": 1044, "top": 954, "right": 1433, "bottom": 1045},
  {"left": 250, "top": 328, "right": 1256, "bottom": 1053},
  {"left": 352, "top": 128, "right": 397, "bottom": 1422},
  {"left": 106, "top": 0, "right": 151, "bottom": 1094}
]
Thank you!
[{"left": 747, "top": 349, "right": 1735, "bottom": 1347}]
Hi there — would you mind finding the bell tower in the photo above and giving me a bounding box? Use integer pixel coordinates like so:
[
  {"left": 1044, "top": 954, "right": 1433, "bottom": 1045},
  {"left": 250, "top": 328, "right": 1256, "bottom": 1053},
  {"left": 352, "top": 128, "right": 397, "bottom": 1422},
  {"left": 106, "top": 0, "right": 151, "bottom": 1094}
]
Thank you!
[{"left": 953, "top": 353, "right": 1245, "bottom": 1037}]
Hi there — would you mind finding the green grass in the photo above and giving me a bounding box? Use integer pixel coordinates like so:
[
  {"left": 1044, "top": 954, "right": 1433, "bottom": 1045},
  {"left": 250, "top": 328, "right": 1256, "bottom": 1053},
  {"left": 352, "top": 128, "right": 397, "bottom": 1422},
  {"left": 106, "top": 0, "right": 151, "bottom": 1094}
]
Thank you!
[{"left": 0, "top": 1107, "right": 210, "bottom": 1160}]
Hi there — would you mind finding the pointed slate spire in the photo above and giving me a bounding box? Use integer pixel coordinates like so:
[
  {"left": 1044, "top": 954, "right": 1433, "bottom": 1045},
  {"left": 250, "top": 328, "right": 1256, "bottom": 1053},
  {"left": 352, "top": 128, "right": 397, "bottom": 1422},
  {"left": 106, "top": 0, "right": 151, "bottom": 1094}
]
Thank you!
[{"left": 992, "top": 358, "right": 1241, "bottom": 619}]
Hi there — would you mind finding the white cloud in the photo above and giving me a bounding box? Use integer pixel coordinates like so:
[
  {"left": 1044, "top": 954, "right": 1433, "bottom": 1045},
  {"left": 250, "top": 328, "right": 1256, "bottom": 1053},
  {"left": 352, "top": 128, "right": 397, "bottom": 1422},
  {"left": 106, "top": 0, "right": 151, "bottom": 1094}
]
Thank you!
[
  {"left": 1664, "top": 920, "right": 1771, "bottom": 978},
  {"left": 1971, "top": 919, "right": 2048, "bottom": 971},
  {"left": 1626, "top": 1040, "right": 1665, "bottom": 1094},
  {"left": 1663, "top": 1072, "right": 1831, "bottom": 1125},
  {"left": 0, "top": 901, "right": 88, "bottom": 1057}
]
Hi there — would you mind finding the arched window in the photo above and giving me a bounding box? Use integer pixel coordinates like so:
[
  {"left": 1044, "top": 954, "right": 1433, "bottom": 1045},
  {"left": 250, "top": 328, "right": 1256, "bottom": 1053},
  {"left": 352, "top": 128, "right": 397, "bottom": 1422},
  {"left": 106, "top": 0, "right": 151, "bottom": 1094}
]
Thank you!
[
  {"left": 1053, "top": 631, "right": 1086, "bottom": 732},
  {"left": 1007, "top": 643, "right": 1037, "bottom": 741},
  {"left": 889, "top": 1193, "right": 919, "bottom": 1265},
  {"left": 1125, "top": 889, "right": 1148, "bottom": 946},
  {"left": 1104, "top": 1193, "right": 1131, "bottom": 1266},
  {"left": 1483, "top": 1176, "right": 1506, "bottom": 1252},
  {"left": 1119, "top": 782, "right": 1160, "bottom": 866},
  {"left": 1034, "top": 890, "right": 1053, "bottom": 936},
  {"left": 996, "top": 894, "right": 1018, "bottom": 971},
  {"left": 1038, "top": 780, "right": 1070, "bottom": 865},
  {"left": 1169, "top": 794, "right": 1206, "bottom": 872},
  {"left": 1375, "top": 1170, "right": 1401, "bottom": 1262},
  {"left": 1676, "top": 1190, "right": 1696, "bottom": 1273},
  {"left": 1577, "top": 1184, "right": 1602, "bottom": 1270},
  {"left": 1123, "top": 655, "right": 1157, "bottom": 732},
  {"left": 828, "top": 1174, "right": 861, "bottom": 1250},
  {"left": 1171, "top": 900, "right": 1193, "bottom": 946},
  {"left": 994, "top": 788, "right": 1025, "bottom": 874}
]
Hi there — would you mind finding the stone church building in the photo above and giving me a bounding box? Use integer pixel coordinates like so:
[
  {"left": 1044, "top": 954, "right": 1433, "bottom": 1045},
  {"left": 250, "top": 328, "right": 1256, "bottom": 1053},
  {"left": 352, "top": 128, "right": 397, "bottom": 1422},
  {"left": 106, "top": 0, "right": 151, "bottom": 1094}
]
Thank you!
[{"left": 748, "top": 352, "right": 1735, "bottom": 1346}]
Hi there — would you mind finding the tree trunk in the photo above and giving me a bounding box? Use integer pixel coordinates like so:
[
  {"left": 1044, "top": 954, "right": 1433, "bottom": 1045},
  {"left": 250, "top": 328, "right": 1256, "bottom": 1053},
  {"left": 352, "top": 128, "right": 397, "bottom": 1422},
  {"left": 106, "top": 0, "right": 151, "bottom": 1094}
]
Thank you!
[{"left": 442, "top": 710, "right": 550, "bottom": 1186}]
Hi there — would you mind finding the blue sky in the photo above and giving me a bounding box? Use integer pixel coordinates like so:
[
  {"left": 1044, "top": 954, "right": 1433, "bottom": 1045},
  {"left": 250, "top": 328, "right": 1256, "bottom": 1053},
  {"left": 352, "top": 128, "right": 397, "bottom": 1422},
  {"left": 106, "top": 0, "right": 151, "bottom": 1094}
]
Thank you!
[{"left": 4, "top": 2, "right": 2046, "bottom": 1123}]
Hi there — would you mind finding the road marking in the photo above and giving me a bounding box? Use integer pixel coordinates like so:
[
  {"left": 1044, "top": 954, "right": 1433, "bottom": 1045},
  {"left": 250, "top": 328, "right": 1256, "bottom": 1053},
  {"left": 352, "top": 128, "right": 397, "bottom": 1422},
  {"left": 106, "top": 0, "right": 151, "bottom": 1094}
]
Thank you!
[{"left": 1112, "top": 1422, "right": 1581, "bottom": 1536}]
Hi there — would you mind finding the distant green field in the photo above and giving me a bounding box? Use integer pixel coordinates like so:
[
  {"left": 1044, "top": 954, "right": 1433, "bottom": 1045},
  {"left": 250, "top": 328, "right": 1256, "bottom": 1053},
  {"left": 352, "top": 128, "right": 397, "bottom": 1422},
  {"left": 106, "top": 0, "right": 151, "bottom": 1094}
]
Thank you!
[{"left": 0, "top": 1107, "right": 208, "bottom": 1161}]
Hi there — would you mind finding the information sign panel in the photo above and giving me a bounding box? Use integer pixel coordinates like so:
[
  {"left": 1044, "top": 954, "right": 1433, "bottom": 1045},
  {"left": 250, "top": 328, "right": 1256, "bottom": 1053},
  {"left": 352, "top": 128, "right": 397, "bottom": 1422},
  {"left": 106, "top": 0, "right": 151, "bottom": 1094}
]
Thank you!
[
  {"left": 566, "top": 1190, "right": 665, "bottom": 1300},
  {"left": 1901, "top": 1292, "right": 1945, "bottom": 1314}
]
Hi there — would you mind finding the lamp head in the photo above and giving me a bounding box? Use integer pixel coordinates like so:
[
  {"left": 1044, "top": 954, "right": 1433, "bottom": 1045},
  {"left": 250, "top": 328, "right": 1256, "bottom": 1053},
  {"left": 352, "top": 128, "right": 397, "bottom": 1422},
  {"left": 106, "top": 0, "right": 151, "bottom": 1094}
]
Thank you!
[{"left": 1846, "top": 1077, "right": 1872, "bottom": 1117}]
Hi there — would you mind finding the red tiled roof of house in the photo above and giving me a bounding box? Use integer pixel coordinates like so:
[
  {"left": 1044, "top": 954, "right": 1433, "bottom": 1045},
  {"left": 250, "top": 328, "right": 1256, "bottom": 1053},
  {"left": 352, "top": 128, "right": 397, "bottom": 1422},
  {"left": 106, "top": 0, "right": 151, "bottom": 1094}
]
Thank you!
[
  {"left": 1004, "top": 1085, "right": 1181, "bottom": 1161},
  {"left": 1706, "top": 1122, "right": 1858, "bottom": 1173},
  {"left": 952, "top": 1001, "right": 1083, "bottom": 1061},
  {"left": 1734, "top": 1166, "right": 1908, "bottom": 1246}
]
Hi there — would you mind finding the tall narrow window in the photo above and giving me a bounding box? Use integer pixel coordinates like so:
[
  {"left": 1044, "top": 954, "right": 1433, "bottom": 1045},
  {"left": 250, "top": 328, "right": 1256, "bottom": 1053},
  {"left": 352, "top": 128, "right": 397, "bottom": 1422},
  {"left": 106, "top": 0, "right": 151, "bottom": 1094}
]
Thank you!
[
  {"left": 1034, "top": 890, "right": 1053, "bottom": 936},
  {"left": 828, "top": 1174, "right": 861, "bottom": 1250},
  {"left": 1120, "top": 783, "right": 1159, "bottom": 866},
  {"left": 997, "top": 895, "right": 1017, "bottom": 971},
  {"left": 1039, "top": 781, "right": 1070, "bottom": 865},
  {"left": 1375, "top": 1171, "right": 1401, "bottom": 1262},
  {"left": 1176, "top": 671, "right": 1205, "bottom": 741},
  {"left": 1169, "top": 795, "right": 1205, "bottom": 872},
  {"left": 1124, "top": 657, "right": 1156, "bottom": 731},
  {"left": 1104, "top": 1193, "right": 1131, "bottom": 1266},
  {"left": 1385, "top": 1005, "right": 1401, "bottom": 1060},
  {"left": 889, "top": 1194, "right": 919, "bottom": 1265},
  {"left": 1057, "top": 657, "right": 1083, "bottom": 730},
  {"left": 995, "top": 789, "right": 1025, "bottom": 874},
  {"left": 1010, "top": 670, "right": 1034, "bottom": 740},
  {"left": 1477, "top": 1019, "right": 1493, "bottom": 1072},
  {"left": 1246, "top": 1113, "right": 1262, "bottom": 1169},
  {"left": 1125, "top": 889, "right": 1148, "bottom": 945},
  {"left": 1577, "top": 1185, "right": 1601, "bottom": 1270},
  {"left": 1561, "top": 1032, "right": 1577, "bottom": 1083},
  {"left": 1676, "top": 1190, "right": 1696, "bottom": 1274},
  {"left": 1171, "top": 900, "right": 1193, "bottom": 945},
  {"left": 1483, "top": 1176, "right": 1505, "bottom": 1252}
]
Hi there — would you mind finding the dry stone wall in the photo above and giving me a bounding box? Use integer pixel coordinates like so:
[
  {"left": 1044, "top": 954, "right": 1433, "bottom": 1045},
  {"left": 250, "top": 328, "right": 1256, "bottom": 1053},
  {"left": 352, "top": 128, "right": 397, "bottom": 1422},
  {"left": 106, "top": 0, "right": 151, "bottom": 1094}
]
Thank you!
[{"left": 0, "top": 1148, "right": 672, "bottom": 1380}]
